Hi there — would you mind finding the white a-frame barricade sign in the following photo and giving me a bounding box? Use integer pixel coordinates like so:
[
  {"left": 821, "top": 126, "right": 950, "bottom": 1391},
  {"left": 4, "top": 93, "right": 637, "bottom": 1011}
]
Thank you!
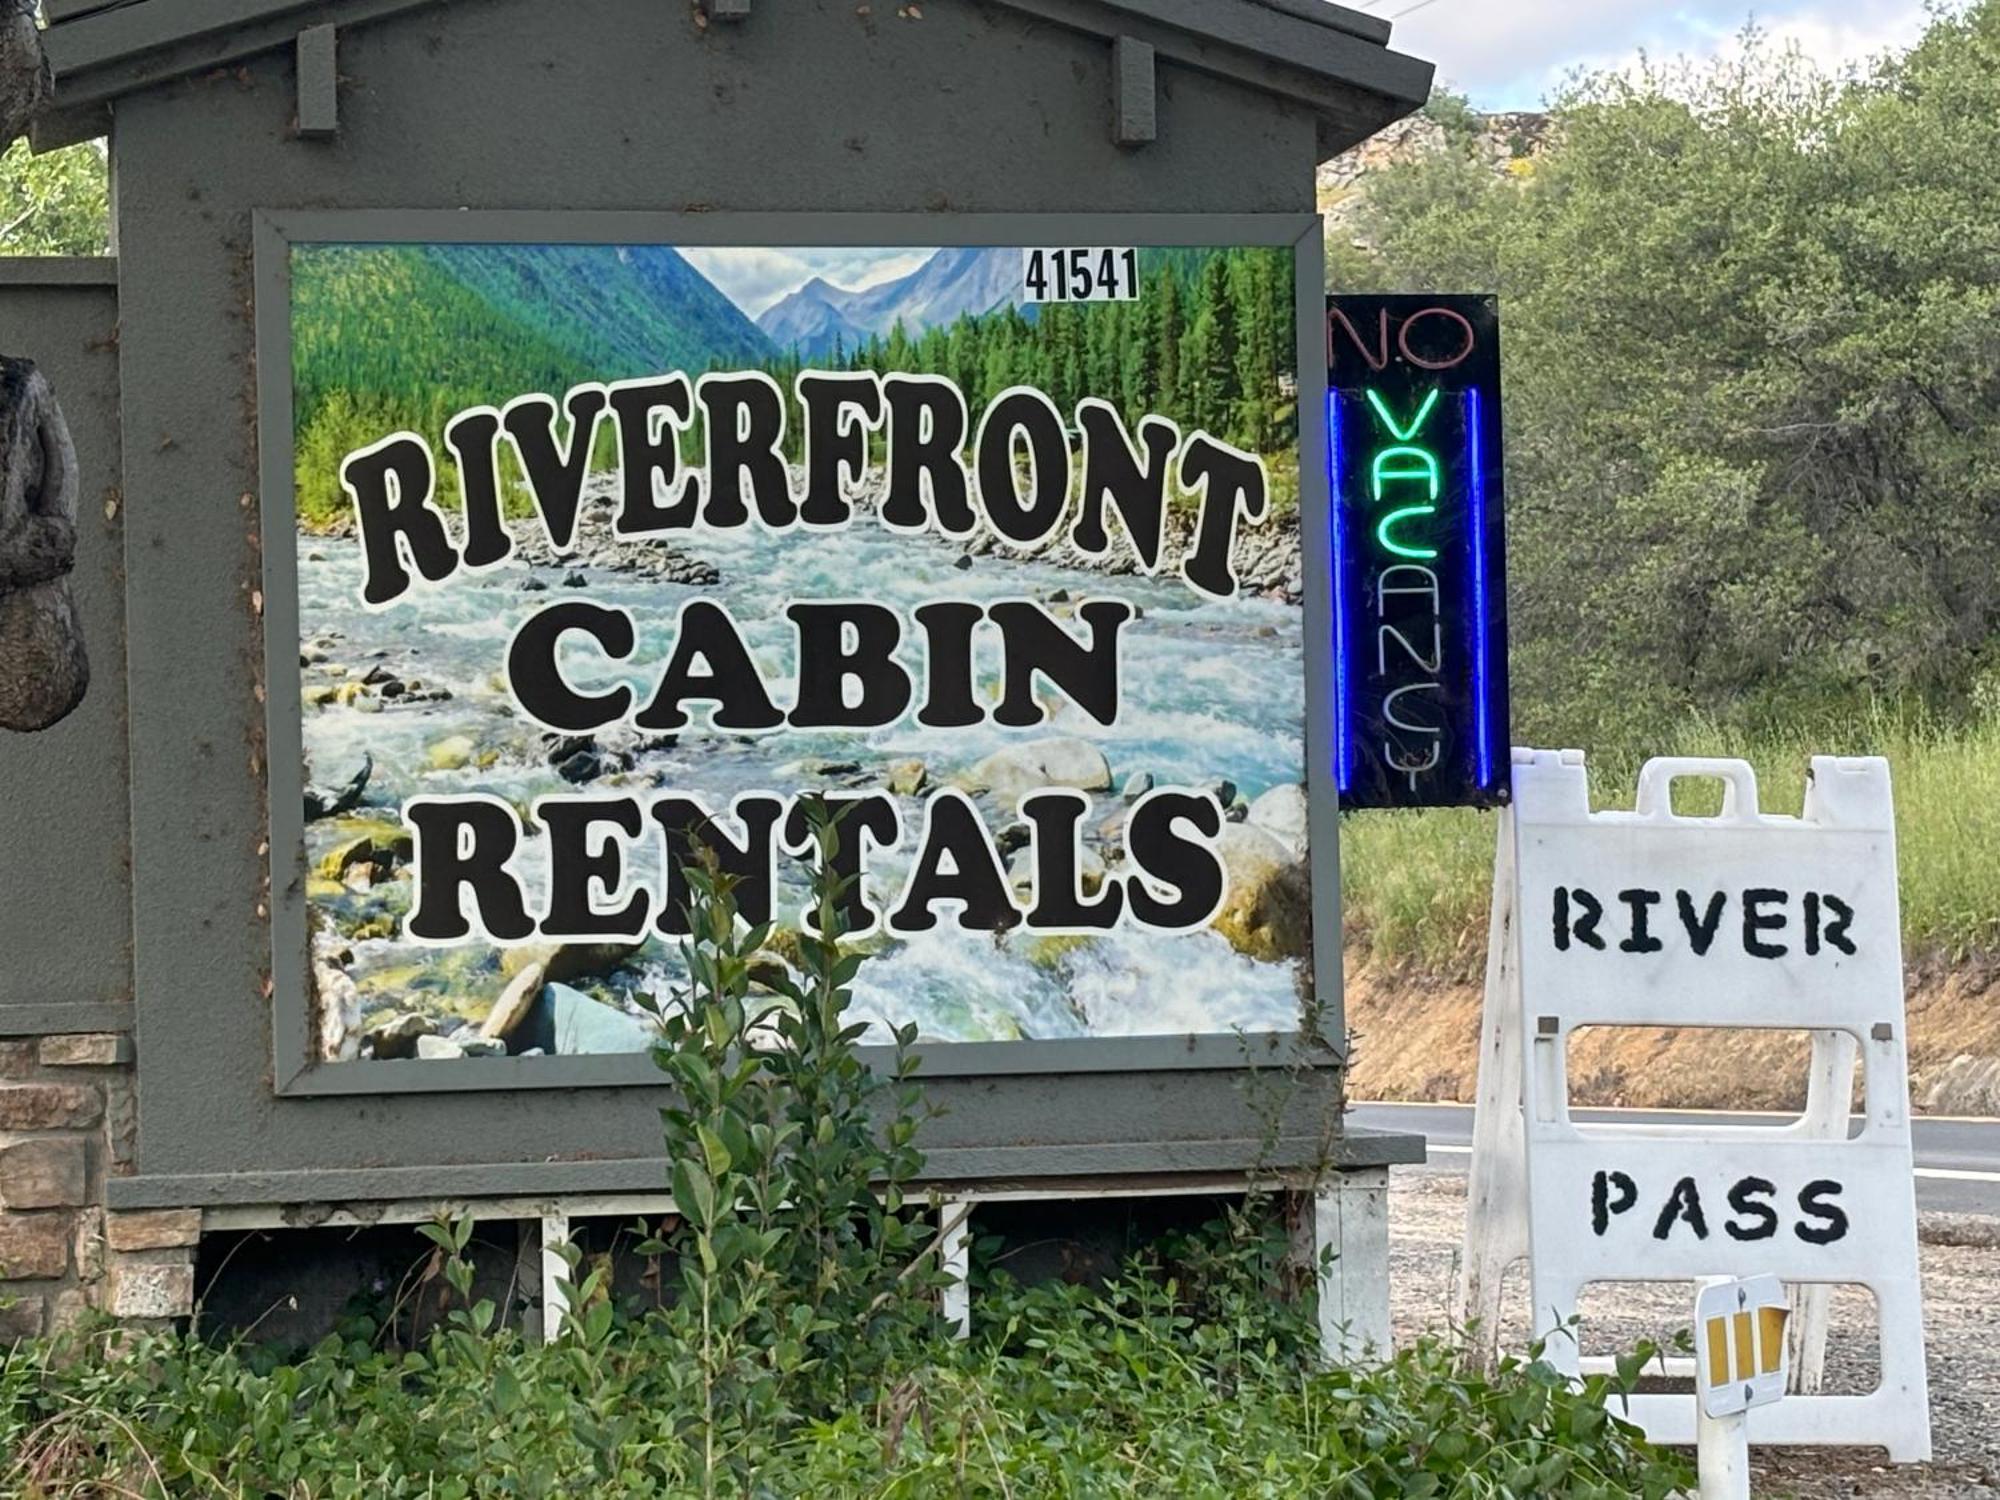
[{"left": 1458, "top": 749, "right": 1930, "bottom": 1461}]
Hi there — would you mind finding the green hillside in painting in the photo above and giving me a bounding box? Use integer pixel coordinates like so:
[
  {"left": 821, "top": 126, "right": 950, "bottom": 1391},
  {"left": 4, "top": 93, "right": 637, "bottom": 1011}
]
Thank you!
[{"left": 291, "top": 242, "right": 774, "bottom": 526}]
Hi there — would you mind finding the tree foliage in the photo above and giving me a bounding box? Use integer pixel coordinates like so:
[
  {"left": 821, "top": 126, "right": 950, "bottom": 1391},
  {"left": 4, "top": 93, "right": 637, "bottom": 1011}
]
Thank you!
[
  {"left": 1347, "top": 10, "right": 2000, "bottom": 746},
  {"left": 780, "top": 246, "right": 1296, "bottom": 460},
  {"left": 0, "top": 139, "right": 108, "bottom": 256}
]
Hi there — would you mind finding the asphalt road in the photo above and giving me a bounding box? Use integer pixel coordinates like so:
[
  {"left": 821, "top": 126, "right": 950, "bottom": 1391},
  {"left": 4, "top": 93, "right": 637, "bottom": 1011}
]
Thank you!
[{"left": 1350, "top": 1101, "right": 2000, "bottom": 1217}]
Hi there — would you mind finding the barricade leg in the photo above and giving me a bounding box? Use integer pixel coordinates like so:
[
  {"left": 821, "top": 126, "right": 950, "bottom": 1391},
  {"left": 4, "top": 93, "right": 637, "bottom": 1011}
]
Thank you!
[
  {"left": 1790, "top": 1029, "right": 1855, "bottom": 1393},
  {"left": 1457, "top": 818, "right": 1528, "bottom": 1368}
]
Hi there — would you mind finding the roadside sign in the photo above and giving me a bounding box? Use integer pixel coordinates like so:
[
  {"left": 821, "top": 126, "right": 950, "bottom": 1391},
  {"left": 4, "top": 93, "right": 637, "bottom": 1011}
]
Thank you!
[
  {"left": 1326, "top": 294, "right": 1509, "bottom": 810},
  {"left": 1696, "top": 1274, "right": 1789, "bottom": 1419},
  {"left": 1458, "top": 750, "right": 1931, "bottom": 1462}
]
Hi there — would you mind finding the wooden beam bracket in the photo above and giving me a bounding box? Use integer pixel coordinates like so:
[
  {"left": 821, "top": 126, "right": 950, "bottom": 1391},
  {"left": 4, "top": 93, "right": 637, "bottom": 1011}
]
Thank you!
[
  {"left": 295, "top": 22, "right": 338, "bottom": 139},
  {"left": 1112, "top": 35, "right": 1156, "bottom": 147}
]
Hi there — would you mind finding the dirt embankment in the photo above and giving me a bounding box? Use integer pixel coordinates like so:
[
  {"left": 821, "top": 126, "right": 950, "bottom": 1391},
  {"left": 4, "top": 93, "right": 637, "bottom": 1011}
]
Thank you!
[{"left": 1343, "top": 953, "right": 2000, "bottom": 1115}]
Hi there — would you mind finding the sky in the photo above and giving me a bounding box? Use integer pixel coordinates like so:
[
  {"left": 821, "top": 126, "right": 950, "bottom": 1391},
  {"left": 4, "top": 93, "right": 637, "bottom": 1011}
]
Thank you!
[
  {"left": 681, "top": 3, "right": 1946, "bottom": 315},
  {"left": 680, "top": 246, "right": 934, "bottom": 320},
  {"left": 1382, "top": 0, "right": 1935, "bottom": 109}
]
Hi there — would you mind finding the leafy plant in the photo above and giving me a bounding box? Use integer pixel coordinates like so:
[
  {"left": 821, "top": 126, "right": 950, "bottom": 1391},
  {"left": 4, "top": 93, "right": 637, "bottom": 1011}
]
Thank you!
[
  {"left": 0, "top": 1223, "right": 1694, "bottom": 1498},
  {"left": 632, "top": 800, "right": 944, "bottom": 1491},
  {"left": 0, "top": 140, "right": 108, "bottom": 256},
  {"left": 0, "top": 817, "right": 1694, "bottom": 1497}
]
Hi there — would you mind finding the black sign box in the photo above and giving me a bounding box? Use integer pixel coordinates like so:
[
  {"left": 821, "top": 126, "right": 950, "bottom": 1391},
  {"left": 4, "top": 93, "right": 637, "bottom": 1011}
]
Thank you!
[{"left": 1327, "top": 293, "right": 1510, "bottom": 810}]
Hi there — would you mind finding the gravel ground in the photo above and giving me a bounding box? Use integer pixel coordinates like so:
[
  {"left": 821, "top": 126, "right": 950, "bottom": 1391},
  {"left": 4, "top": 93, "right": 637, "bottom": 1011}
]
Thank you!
[{"left": 1388, "top": 1167, "right": 2000, "bottom": 1498}]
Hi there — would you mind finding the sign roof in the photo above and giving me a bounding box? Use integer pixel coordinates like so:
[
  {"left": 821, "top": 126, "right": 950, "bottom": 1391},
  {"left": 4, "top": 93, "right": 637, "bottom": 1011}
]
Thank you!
[{"left": 32, "top": 0, "right": 1434, "bottom": 154}]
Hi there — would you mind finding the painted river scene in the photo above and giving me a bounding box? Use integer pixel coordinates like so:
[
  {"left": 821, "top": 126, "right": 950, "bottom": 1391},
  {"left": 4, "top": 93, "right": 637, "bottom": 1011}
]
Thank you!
[{"left": 291, "top": 241, "right": 1310, "bottom": 1062}]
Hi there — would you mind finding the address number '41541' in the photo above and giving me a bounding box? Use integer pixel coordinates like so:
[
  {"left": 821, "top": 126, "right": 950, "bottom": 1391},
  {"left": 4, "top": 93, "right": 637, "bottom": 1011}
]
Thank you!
[{"left": 1022, "top": 247, "right": 1139, "bottom": 304}]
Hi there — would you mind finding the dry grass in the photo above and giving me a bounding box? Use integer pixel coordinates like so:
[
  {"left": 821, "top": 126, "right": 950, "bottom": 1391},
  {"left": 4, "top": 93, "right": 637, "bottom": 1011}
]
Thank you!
[
  {"left": 1337, "top": 715, "right": 2000, "bottom": 1109},
  {"left": 1338, "top": 713, "right": 2000, "bottom": 981}
]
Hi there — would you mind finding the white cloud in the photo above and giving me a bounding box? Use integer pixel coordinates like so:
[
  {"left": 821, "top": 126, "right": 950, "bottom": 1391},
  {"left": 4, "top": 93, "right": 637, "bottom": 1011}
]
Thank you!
[
  {"left": 680, "top": 246, "right": 934, "bottom": 318},
  {"left": 1385, "top": 0, "right": 1934, "bottom": 108},
  {"left": 1692, "top": 4, "right": 1932, "bottom": 74}
]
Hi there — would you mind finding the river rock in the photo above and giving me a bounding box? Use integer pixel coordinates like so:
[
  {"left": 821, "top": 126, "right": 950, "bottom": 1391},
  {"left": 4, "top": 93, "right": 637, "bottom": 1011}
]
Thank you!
[
  {"left": 482, "top": 960, "right": 547, "bottom": 1044},
  {"left": 1247, "top": 783, "right": 1309, "bottom": 859},
  {"left": 365, "top": 1011, "right": 436, "bottom": 1060},
  {"left": 415, "top": 1034, "right": 467, "bottom": 1061},
  {"left": 540, "top": 982, "right": 655, "bottom": 1055},
  {"left": 555, "top": 746, "right": 604, "bottom": 784},
  {"left": 314, "top": 819, "right": 414, "bottom": 882},
  {"left": 885, "top": 759, "right": 929, "bottom": 796},
  {"left": 601, "top": 725, "right": 678, "bottom": 760},
  {"left": 316, "top": 835, "right": 372, "bottom": 883},
  {"left": 1209, "top": 823, "right": 1312, "bottom": 964},
  {"left": 303, "top": 753, "right": 372, "bottom": 821},
  {"left": 311, "top": 927, "right": 362, "bottom": 1063},
  {"left": 1007, "top": 845, "right": 1105, "bottom": 900},
  {"left": 1121, "top": 770, "right": 1154, "bottom": 801},
  {"left": 427, "top": 734, "right": 478, "bottom": 772},
  {"left": 969, "top": 738, "right": 1113, "bottom": 802},
  {"left": 497, "top": 940, "right": 643, "bottom": 985}
]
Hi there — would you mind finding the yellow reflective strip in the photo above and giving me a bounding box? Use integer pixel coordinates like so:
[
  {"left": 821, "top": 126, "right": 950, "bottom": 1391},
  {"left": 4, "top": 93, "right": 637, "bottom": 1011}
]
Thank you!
[
  {"left": 1758, "top": 1307, "right": 1788, "bottom": 1376},
  {"left": 1733, "top": 1311, "right": 1754, "bottom": 1381},
  {"left": 1706, "top": 1316, "right": 1731, "bottom": 1388}
]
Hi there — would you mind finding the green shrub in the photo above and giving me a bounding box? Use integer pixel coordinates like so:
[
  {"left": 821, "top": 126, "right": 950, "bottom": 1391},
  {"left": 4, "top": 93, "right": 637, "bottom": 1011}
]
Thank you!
[
  {"left": 0, "top": 809, "right": 1693, "bottom": 1497},
  {"left": 0, "top": 1233, "right": 1691, "bottom": 1498},
  {"left": 628, "top": 806, "right": 944, "bottom": 1489}
]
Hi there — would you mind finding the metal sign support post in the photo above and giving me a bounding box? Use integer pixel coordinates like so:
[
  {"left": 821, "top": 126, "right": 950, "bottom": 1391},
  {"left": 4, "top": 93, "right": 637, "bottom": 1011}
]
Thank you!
[
  {"left": 1696, "top": 1399, "right": 1751, "bottom": 1500},
  {"left": 1693, "top": 1273, "right": 1791, "bottom": 1500}
]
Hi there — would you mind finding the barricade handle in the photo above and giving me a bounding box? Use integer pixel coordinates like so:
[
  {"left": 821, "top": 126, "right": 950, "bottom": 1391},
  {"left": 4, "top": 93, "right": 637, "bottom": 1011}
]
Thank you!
[{"left": 1633, "top": 757, "right": 1761, "bottom": 822}]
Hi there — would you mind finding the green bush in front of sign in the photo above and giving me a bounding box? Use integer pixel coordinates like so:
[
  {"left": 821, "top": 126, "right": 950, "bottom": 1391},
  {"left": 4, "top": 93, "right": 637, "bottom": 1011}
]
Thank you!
[{"left": 0, "top": 837, "right": 1691, "bottom": 1496}]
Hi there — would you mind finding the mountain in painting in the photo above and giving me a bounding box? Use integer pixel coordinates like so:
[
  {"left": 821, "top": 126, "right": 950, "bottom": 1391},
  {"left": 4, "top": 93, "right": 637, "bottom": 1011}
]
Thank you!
[
  {"left": 290, "top": 241, "right": 777, "bottom": 429},
  {"left": 756, "top": 247, "right": 1023, "bottom": 357},
  {"left": 755, "top": 276, "right": 874, "bottom": 360}
]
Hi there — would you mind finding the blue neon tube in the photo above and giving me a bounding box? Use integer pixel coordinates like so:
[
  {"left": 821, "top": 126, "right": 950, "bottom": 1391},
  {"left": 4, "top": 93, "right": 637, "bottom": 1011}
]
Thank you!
[
  {"left": 1328, "top": 389, "right": 1352, "bottom": 795},
  {"left": 1465, "top": 386, "right": 1493, "bottom": 792}
]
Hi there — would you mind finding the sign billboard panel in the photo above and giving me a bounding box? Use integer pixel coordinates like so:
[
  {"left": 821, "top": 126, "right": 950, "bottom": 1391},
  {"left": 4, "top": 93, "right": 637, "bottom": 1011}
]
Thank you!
[
  {"left": 287, "top": 235, "right": 1316, "bottom": 1065},
  {"left": 1327, "top": 293, "right": 1508, "bottom": 810}
]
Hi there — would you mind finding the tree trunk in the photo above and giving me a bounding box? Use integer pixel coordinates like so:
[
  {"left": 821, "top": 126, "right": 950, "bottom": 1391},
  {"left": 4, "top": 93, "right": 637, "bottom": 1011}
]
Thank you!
[{"left": 0, "top": 356, "right": 89, "bottom": 732}]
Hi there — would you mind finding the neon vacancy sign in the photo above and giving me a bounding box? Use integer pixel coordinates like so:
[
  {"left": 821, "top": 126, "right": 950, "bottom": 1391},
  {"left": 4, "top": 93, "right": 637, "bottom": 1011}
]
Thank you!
[{"left": 1326, "top": 295, "right": 1510, "bottom": 810}]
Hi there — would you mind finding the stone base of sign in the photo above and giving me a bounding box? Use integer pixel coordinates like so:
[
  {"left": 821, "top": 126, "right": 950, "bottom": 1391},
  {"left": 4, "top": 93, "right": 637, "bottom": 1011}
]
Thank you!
[{"left": 0, "top": 1031, "right": 193, "bottom": 1337}]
